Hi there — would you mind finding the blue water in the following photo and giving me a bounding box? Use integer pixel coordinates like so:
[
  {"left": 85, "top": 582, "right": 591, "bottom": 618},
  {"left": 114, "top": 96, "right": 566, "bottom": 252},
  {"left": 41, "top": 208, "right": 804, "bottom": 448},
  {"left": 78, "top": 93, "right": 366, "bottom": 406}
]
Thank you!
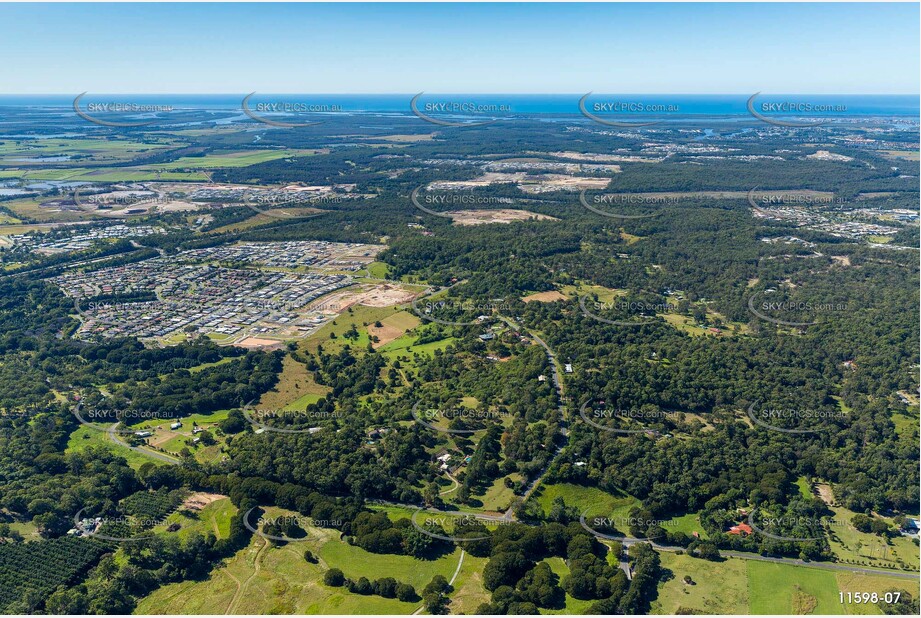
[{"left": 0, "top": 94, "right": 916, "bottom": 117}]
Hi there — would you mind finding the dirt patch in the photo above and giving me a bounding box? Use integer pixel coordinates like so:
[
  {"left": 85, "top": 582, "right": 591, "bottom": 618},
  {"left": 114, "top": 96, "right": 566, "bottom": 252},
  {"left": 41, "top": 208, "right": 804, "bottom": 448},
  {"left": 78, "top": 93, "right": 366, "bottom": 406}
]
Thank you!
[
  {"left": 831, "top": 255, "right": 852, "bottom": 267},
  {"left": 156, "top": 200, "right": 203, "bottom": 212},
  {"left": 344, "top": 284, "right": 417, "bottom": 307},
  {"left": 518, "top": 175, "right": 612, "bottom": 194},
  {"left": 182, "top": 492, "right": 227, "bottom": 511},
  {"left": 149, "top": 431, "right": 179, "bottom": 448},
  {"left": 522, "top": 290, "right": 567, "bottom": 303},
  {"left": 368, "top": 323, "right": 405, "bottom": 347},
  {"left": 236, "top": 337, "right": 285, "bottom": 350},
  {"left": 547, "top": 151, "right": 661, "bottom": 164},
  {"left": 366, "top": 311, "right": 420, "bottom": 348},
  {"left": 448, "top": 209, "right": 558, "bottom": 226},
  {"left": 806, "top": 150, "right": 853, "bottom": 162},
  {"left": 816, "top": 483, "right": 835, "bottom": 506}
]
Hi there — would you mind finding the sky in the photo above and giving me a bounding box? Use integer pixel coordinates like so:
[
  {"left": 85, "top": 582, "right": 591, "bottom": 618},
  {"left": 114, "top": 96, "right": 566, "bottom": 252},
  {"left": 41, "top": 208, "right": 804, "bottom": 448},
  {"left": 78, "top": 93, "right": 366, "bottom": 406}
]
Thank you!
[{"left": 0, "top": 2, "right": 918, "bottom": 94}]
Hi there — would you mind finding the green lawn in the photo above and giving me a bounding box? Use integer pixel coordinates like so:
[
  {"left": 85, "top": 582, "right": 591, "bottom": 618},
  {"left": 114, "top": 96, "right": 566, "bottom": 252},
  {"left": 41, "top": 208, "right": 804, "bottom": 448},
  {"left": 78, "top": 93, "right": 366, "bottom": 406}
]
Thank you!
[
  {"left": 747, "top": 561, "right": 845, "bottom": 614},
  {"left": 134, "top": 409, "right": 231, "bottom": 430},
  {"left": 461, "top": 475, "right": 522, "bottom": 512},
  {"left": 302, "top": 303, "right": 398, "bottom": 354},
  {"left": 187, "top": 357, "right": 235, "bottom": 374}
]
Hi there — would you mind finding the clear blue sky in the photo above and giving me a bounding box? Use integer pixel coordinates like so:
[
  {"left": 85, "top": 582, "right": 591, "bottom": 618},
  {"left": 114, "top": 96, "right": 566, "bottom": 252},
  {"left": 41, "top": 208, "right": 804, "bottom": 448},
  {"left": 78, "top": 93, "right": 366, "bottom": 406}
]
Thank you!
[{"left": 1, "top": 2, "right": 917, "bottom": 94}]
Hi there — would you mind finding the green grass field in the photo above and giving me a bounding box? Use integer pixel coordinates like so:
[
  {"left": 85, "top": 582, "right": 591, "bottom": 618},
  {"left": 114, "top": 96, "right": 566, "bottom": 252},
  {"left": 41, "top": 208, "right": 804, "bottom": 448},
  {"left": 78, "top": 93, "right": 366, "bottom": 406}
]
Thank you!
[
  {"left": 141, "top": 149, "right": 316, "bottom": 170},
  {"left": 826, "top": 505, "right": 919, "bottom": 572},
  {"left": 65, "top": 423, "right": 157, "bottom": 470},
  {"left": 663, "top": 512, "right": 709, "bottom": 539},
  {"left": 364, "top": 261, "right": 390, "bottom": 279},
  {"left": 534, "top": 482, "right": 641, "bottom": 520},
  {"left": 152, "top": 496, "right": 236, "bottom": 541},
  {"left": 747, "top": 561, "right": 845, "bottom": 614},
  {"left": 653, "top": 553, "right": 914, "bottom": 615},
  {"left": 652, "top": 552, "right": 749, "bottom": 614},
  {"left": 135, "top": 507, "right": 481, "bottom": 615},
  {"left": 796, "top": 476, "right": 814, "bottom": 499},
  {"left": 256, "top": 355, "right": 331, "bottom": 411},
  {"left": 302, "top": 302, "right": 399, "bottom": 354},
  {"left": 460, "top": 474, "right": 522, "bottom": 512}
]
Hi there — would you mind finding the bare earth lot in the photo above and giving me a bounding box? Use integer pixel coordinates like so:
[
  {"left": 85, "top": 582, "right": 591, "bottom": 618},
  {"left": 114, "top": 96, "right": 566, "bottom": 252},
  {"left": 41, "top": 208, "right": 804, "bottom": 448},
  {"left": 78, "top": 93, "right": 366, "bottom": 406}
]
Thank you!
[{"left": 447, "top": 209, "right": 559, "bottom": 225}]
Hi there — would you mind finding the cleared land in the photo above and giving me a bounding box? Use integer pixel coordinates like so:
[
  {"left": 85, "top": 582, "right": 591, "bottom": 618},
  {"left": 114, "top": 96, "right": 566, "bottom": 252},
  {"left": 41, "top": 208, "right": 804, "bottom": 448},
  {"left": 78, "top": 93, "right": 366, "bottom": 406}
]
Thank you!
[
  {"left": 135, "top": 507, "right": 481, "bottom": 615},
  {"left": 256, "top": 355, "right": 331, "bottom": 410},
  {"left": 446, "top": 209, "right": 558, "bottom": 225},
  {"left": 522, "top": 290, "right": 567, "bottom": 303}
]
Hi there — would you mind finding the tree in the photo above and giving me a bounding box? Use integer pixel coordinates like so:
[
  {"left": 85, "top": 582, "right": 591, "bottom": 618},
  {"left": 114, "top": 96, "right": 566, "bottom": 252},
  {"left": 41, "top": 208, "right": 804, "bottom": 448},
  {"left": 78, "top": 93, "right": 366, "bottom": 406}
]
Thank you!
[
  {"left": 423, "top": 592, "right": 449, "bottom": 615},
  {"left": 395, "top": 583, "right": 418, "bottom": 602},
  {"left": 324, "top": 568, "right": 345, "bottom": 587},
  {"left": 423, "top": 574, "right": 453, "bottom": 596},
  {"left": 373, "top": 577, "right": 398, "bottom": 598},
  {"left": 484, "top": 551, "right": 534, "bottom": 591}
]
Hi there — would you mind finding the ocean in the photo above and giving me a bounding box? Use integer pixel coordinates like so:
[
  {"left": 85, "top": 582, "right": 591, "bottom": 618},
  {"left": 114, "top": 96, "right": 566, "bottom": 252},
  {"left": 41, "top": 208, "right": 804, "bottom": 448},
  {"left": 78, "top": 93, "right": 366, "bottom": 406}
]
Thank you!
[{"left": 0, "top": 94, "right": 917, "bottom": 116}]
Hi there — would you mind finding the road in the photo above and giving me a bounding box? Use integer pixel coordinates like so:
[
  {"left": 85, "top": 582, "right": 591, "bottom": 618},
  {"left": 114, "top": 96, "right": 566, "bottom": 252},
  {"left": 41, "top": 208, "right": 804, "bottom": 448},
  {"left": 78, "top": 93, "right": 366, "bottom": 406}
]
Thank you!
[
  {"left": 614, "top": 536, "right": 919, "bottom": 580},
  {"left": 497, "top": 316, "right": 570, "bottom": 517},
  {"left": 377, "top": 497, "right": 919, "bottom": 580}
]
